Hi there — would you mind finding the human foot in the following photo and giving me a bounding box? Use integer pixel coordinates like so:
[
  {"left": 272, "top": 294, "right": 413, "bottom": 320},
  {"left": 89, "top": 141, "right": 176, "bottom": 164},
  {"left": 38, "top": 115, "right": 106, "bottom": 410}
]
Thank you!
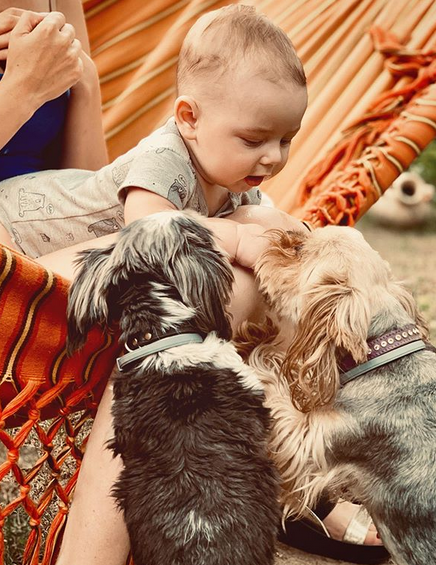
[
  {"left": 279, "top": 500, "right": 389, "bottom": 564},
  {"left": 322, "top": 500, "right": 383, "bottom": 546}
]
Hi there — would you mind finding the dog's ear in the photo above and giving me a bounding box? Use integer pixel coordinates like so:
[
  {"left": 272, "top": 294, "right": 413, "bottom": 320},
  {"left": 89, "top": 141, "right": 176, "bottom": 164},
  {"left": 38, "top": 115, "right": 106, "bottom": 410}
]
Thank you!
[
  {"left": 388, "top": 280, "right": 429, "bottom": 340},
  {"left": 256, "top": 228, "right": 308, "bottom": 273},
  {"left": 67, "top": 243, "right": 116, "bottom": 354},
  {"left": 173, "top": 247, "right": 234, "bottom": 339},
  {"left": 106, "top": 214, "right": 234, "bottom": 340},
  {"left": 282, "top": 271, "right": 371, "bottom": 412},
  {"left": 162, "top": 215, "right": 235, "bottom": 340},
  {"left": 255, "top": 229, "right": 309, "bottom": 312}
]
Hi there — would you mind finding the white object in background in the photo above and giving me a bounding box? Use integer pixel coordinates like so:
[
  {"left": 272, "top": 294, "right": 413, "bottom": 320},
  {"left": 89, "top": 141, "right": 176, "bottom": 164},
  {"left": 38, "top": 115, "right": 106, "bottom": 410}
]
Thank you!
[{"left": 367, "top": 171, "right": 435, "bottom": 228}]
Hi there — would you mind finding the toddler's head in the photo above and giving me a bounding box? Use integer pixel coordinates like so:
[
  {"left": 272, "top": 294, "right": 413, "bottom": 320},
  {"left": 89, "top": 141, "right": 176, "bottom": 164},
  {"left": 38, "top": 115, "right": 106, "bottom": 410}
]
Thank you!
[{"left": 175, "top": 4, "right": 308, "bottom": 201}]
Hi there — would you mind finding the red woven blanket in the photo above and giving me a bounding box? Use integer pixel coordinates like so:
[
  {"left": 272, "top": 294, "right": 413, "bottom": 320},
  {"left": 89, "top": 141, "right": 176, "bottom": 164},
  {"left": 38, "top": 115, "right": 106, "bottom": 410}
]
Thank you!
[{"left": 0, "top": 244, "right": 120, "bottom": 429}]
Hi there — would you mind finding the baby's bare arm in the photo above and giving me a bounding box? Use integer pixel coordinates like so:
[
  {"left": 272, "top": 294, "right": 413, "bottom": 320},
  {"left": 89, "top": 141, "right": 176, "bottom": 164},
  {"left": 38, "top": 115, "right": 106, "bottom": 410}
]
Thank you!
[
  {"left": 126, "top": 190, "right": 310, "bottom": 269},
  {"left": 37, "top": 192, "right": 306, "bottom": 283},
  {"left": 227, "top": 204, "right": 312, "bottom": 232},
  {"left": 125, "top": 188, "right": 263, "bottom": 268}
]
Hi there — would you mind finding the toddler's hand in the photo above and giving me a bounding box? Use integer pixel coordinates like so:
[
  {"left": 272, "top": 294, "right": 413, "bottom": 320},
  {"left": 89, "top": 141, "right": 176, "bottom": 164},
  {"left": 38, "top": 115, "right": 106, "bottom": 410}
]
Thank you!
[
  {"left": 228, "top": 204, "right": 312, "bottom": 234},
  {"left": 204, "top": 211, "right": 311, "bottom": 271},
  {"left": 234, "top": 223, "right": 271, "bottom": 270}
]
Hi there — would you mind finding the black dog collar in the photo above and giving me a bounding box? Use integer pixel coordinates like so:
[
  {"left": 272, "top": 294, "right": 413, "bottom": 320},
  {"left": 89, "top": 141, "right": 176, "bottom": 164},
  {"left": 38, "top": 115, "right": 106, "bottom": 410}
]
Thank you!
[{"left": 117, "top": 332, "right": 204, "bottom": 372}]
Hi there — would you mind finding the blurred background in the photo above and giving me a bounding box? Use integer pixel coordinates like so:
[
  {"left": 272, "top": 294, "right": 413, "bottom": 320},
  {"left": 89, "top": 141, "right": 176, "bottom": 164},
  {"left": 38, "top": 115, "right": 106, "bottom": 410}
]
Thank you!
[{"left": 357, "top": 140, "right": 436, "bottom": 343}]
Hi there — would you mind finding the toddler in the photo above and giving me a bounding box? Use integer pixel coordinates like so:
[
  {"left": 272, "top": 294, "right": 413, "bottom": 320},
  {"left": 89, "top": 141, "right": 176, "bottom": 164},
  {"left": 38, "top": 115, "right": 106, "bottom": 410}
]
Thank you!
[{"left": 0, "top": 3, "right": 308, "bottom": 266}]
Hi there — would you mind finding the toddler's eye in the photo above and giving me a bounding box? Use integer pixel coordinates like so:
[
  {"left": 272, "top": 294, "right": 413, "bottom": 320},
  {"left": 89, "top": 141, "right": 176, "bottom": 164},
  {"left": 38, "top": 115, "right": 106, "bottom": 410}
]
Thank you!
[
  {"left": 241, "top": 138, "right": 263, "bottom": 148},
  {"left": 280, "top": 139, "right": 292, "bottom": 147}
]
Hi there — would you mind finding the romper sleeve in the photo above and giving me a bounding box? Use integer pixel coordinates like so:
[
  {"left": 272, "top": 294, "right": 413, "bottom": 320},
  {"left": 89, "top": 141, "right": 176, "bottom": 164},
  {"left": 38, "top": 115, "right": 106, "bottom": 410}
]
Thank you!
[
  {"left": 117, "top": 145, "right": 197, "bottom": 210},
  {"left": 240, "top": 187, "right": 262, "bottom": 206}
]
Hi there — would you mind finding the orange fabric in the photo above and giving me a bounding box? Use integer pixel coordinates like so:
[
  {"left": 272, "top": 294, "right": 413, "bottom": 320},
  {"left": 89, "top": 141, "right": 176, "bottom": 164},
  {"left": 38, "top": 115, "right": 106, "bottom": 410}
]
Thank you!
[
  {"left": 291, "top": 30, "right": 436, "bottom": 224},
  {"left": 0, "top": 245, "right": 120, "bottom": 427},
  {"left": 0, "top": 244, "right": 120, "bottom": 564}
]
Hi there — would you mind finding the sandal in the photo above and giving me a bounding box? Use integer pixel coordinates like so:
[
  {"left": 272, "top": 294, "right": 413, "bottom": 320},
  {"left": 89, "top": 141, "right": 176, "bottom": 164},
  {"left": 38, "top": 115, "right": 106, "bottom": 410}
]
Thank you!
[{"left": 278, "top": 498, "right": 390, "bottom": 564}]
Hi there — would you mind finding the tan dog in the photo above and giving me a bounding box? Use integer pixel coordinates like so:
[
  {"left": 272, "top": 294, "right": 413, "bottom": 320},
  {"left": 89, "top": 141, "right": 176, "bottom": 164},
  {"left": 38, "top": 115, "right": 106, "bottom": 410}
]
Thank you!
[{"left": 236, "top": 226, "right": 434, "bottom": 565}]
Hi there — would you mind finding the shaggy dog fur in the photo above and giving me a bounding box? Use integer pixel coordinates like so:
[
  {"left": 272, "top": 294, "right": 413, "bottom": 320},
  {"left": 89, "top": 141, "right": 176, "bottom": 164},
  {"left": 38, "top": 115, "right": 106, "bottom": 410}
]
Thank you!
[
  {"left": 236, "top": 225, "right": 435, "bottom": 565},
  {"left": 67, "top": 211, "right": 280, "bottom": 565}
]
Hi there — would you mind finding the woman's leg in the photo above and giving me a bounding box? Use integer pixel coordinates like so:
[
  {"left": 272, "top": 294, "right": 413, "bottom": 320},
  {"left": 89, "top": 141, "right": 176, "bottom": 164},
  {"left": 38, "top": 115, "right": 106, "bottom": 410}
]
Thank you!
[
  {"left": 36, "top": 234, "right": 117, "bottom": 280},
  {"left": 56, "top": 380, "right": 130, "bottom": 565}
]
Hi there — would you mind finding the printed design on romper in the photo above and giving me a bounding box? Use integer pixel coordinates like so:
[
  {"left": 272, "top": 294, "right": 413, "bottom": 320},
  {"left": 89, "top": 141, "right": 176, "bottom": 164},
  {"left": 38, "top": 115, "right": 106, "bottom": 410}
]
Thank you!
[
  {"left": 18, "top": 188, "right": 45, "bottom": 217},
  {"left": 116, "top": 209, "right": 124, "bottom": 224},
  {"left": 112, "top": 161, "right": 132, "bottom": 187},
  {"left": 88, "top": 218, "right": 122, "bottom": 237},
  {"left": 39, "top": 233, "right": 50, "bottom": 243},
  {"left": 168, "top": 174, "right": 188, "bottom": 208},
  {"left": 11, "top": 228, "right": 22, "bottom": 245}
]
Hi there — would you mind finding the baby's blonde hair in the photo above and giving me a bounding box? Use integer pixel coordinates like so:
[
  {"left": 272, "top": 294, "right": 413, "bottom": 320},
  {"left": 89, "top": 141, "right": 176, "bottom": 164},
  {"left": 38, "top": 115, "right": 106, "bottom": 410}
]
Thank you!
[{"left": 177, "top": 4, "right": 306, "bottom": 95}]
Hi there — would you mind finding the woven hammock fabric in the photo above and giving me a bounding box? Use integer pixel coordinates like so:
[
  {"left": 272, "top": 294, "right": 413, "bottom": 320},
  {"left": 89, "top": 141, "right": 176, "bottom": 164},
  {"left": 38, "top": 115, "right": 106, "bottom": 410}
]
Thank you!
[
  {"left": 0, "top": 246, "right": 119, "bottom": 427},
  {"left": 0, "top": 0, "right": 435, "bottom": 563},
  {"left": 0, "top": 245, "right": 120, "bottom": 565}
]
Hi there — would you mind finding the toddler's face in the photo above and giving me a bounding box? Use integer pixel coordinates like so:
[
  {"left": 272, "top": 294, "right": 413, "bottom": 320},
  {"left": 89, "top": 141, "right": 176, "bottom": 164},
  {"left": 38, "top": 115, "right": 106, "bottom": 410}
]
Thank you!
[{"left": 190, "top": 68, "right": 307, "bottom": 194}]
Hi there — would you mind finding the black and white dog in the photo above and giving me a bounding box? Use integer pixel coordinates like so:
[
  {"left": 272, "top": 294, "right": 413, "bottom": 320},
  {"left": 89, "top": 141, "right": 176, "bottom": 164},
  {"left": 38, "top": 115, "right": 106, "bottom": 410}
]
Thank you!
[{"left": 67, "top": 211, "right": 280, "bottom": 565}]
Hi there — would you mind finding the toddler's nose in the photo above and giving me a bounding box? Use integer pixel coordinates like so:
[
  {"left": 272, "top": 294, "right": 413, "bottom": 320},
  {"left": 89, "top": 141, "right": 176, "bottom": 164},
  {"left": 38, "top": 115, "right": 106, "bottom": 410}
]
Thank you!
[{"left": 259, "top": 143, "right": 283, "bottom": 167}]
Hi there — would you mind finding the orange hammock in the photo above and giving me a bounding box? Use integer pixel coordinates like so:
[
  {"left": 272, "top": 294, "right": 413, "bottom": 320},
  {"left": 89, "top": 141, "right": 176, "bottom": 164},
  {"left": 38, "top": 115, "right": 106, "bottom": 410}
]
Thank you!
[{"left": 1, "top": 0, "right": 435, "bottom": 563}]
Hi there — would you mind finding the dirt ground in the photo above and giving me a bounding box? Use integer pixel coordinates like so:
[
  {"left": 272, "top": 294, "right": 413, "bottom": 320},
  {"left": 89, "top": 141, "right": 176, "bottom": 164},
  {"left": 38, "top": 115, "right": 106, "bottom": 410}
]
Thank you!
[{"left": 275, "top": 213, "right": 436, "bottom": 565}]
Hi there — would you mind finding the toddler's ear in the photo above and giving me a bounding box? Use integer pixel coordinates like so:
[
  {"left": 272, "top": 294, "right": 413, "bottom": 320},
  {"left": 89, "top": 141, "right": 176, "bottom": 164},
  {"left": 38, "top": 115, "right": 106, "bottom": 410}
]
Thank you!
[{"left": 174, "top": 96, "right": 199, "bottom": 140}]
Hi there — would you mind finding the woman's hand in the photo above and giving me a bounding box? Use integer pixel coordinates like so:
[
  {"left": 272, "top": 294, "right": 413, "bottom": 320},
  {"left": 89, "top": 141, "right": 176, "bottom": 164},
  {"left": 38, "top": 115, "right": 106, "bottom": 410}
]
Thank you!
[
  {"left": 0, "top": 7, "right": 28, "bottom": 61},
  {"left": 1, "top": 9, "right": 83, "bottom": 112}
]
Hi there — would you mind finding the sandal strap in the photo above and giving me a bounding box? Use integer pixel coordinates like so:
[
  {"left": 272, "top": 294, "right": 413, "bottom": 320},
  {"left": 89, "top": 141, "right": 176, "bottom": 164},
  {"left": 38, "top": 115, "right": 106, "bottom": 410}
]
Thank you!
[
  {"left": 342, "top": 505, "right": 373, "bottom": 545},
  {"left": 304, "top": 506, "right": 331, "bottom": 538}
]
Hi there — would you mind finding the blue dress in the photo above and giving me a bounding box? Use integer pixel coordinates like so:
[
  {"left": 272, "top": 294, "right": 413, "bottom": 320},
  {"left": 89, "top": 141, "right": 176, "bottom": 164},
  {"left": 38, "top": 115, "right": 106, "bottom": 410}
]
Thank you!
[{"left": 0, "top": 74, "right": 69, "bottom": 181}]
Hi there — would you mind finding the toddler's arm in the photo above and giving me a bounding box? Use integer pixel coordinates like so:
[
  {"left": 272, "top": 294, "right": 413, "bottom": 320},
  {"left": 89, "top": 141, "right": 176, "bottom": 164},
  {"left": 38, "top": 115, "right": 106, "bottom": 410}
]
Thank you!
[
  {"left": 124, "top": 187, "right": 256, "bottom": 266},
  {"left": 124, "top": 189, "right": 309, "bottom": 270},
  {"left": 36, "top": 189, "right": 306, "bottom": 280}
]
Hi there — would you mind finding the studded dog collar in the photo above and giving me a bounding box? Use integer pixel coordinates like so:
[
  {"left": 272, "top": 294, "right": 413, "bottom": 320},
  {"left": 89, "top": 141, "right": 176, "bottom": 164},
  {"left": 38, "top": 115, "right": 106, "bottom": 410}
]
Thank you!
[
  {"left": 339, "top": 324, "right": 426, "bottom": 386},
  {"left": 116, "top": 332, "right": 204, "bottom": 372}
]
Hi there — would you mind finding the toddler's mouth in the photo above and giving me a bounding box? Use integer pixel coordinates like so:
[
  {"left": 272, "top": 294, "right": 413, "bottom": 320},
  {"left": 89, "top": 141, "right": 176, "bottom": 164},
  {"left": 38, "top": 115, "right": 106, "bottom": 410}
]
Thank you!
[{"left": 244, "top": 176, "right": 264, "bottom": 187}]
